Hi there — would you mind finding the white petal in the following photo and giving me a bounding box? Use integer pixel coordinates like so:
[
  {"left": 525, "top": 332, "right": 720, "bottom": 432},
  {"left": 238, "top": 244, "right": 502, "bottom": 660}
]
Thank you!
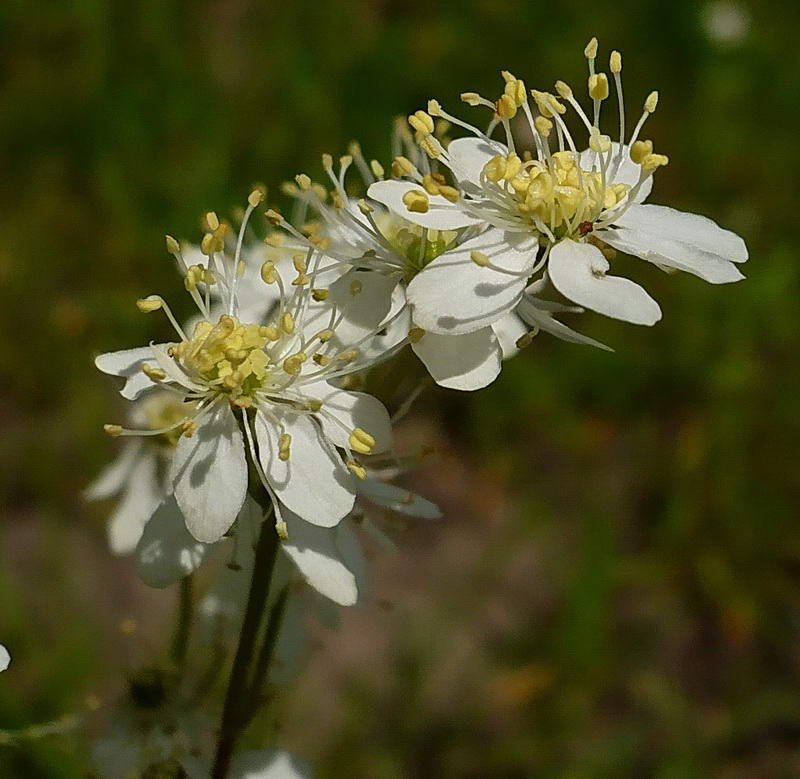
[
  {"left": 107, "top": 451, "right": 163, "bottom": 555},
  {"left": 300, "top": 382, "right": 393, "bottom": 453},
  {"left": 491, "top": 312, "right": 528, "bottom": 359},
  {"left": 256, "top": 408, "right": 354, "bottom": 527},
  {"left": 173, "top": 404, "right": 248, "bottom": 543},
  {"left": 358, "top": 478, "right": 442, "bottom": 519},
  {"left": 446, "top": 136, "right": 507, "bottom": 187},
  {"left": 580, "top": 142, "right": 652, "bottom": 204},
  {"left": 281, "top": 509, "right": 358, "bottom": 606},
  {"left": 231, "top": 750, "right": 313, "bottom": 779},
  {"left": 324, "top": 269, "right": 398, "bottom": 343},
  {"left": 135, "top": 497, "right": 209, "bottom": 588},
  {"left": 607, "top": 203, "right": 748, "bottom": 279},
  {"left": 412, "top": 327, "right": 501, "bottom": 390},
  {"left": 0, "top": 645, "right": 10, "bottom": 672},
  {"left": 95, "top": 346, "right": 162, "bottom": 400},
  {"left": 406, "top": 228, "right": 538, "bottom": 335},
  {"left": 602, "top": 223, "right": 744, "bottom": 284},
  {"left": 516, "top": 295, "right": 613, "bottom": 351},
  {"left": 548, "top": 239, "right": 662, "bottom": 325},
  {"left": 367, "top": 179, "right": 482, "bottom": 230},
  {"left": 149, "top": 343, "right": 206, "bottom": 392},
  {"left": 84, "top": 440, "right": 143, "bottom": 501}
]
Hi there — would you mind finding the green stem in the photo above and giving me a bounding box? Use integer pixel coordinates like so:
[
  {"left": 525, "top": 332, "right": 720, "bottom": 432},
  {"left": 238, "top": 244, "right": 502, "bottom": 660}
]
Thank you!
[
  {"left": 211, "top": 506, "right": 280, "bottom": 779},
  {"left": 171, "top": 575, "right": 193, "bottom": 672},
  {"left": 242, "top": 585, "right": 289, "bottom": 726}
]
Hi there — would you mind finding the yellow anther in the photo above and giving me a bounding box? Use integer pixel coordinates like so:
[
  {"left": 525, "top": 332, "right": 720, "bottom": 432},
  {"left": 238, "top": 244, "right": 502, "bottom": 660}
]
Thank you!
[
  {"left": 292, "top": 255, "right": 307, "bottom": 273},
  {"left": 391, "top": 156, "right": 418, "bottom": 177},
  {"left": 142, "top": 364, "right": 166, "bottom": 382},
  {"left": 408, "top": 327, "right": 426, "bottom": 343},
  {"left": 460, "top": 92, "right": 482, "bottom": 106},
  {"left": 531, "top": 90, "right": 566, "bottom": 117},
  {"left": 136, "top": 296, "right": 162, "bottom": 313},
  {"left": 205, "top": 211, "right": 220, "bottom": 231},
  {"left": 470, "top": 250, "right": 490, "bottom": 267},
  {"left": 336, "top": 350, "right": 359, "bottom": 363},
  {"left": 282, "top": 352, "right": 306, "bottom": 375},
  {"left": 496, "top": 93, "right": 517, "bottom": 119},
  {"left": 248, "top": 188, "right": 264, "bottom": 208},
  {"left": 312, "top": 353, "right": 330, "bottom": 366},
  {"left": 645, "top": 90, "right": 659, "bottom": 113},
  {"left": 295, "top": 173, "right": 312, "bottom": 191},
  {"left": 534, "top": 116, "right": 553, "bottom": 137},
  {"left": 104, "top": 424, "right": 124, "bottom": 438},
  {"left": 357, "top": 199, "right": 374, "bottom": 215},
  {"left": 260, "top": 261, "right": 278, "bottom": 284},
  {"left": 349, "top": 279, "right": 363, "bottom": 296},
  {"left": 589, "top": 130, "right": 611, "bottom": 153},
  {"left": 555, "top": 80, "right": 573, "bottom": 100},
  {"left": 630, "top": 140, "right": 654, "bottom": 164},
  {"left": 503, "top": 153, "right": 522, "bottom": 180},
  {"left": 233, "top": 397, "right": 253, "bottom": 408},
  {"left": 408, "top": 110, "right": 434, "bottom": 136},
  {"left": 402, "top": 189, "right": 430, "bottom": 214},
  {"left": 641, "top": 153, "right": 669, "bottom": 172},
  {"left": 339, "top": 154, "right": 353, "bottom": 169},
  {"left": 276, "top": 521, "right": 289, "bottom": 541},
  {"left": 349, "top": 427, "right": 376, "bottom": 455},
  {"left": 280, "top": 182, "right": 299, "bottom": 197},
  {"left": 438, "top": 185, "right": 460, "bottom": 202},
  {"left": 278, "top": 433, "right": 292, "bottom": 461},
  {"left": 312, "top": 183, "right": 328, "bottom": 201},
  {"left": 427, "top": 99, "right": 442, "bottom": 116},
  {"left": 165, "top": 235, "right": 180, "bottom": 254},
  {"left": 370, "top": 159, "right": 384, "bottom": 178},
  {"left": 261, "top": 325, "right": 280, "bottom": 341},
  {"left": 311, "top": 288, "right": 329, "bottom": 301},
  {"left": 588, "top": 73, "right": 609, "bottom": 101},
  {"left": 610, "top": 51, "right": 622, "bottom": 74},
  {"left": 321, "top": 153, "right": 334, "bottom": 170},
  {"left": 515, "top": 331, "right": 535, "bottom": 349},
  {"left": 503, "top": 77, "right": 527, "bottom": 106},
  {"left": 346, "top": 460, "right": 367, "bottom": 480},
  {"left": 306, "top": 399, "right": 322, "bottom": 412},
  {"left": 584, "top": 37, "right": 598, "bottom": 59},
  {"left": 264, "top": 232, "right": 284, "bottom": 248},
  {"left": 419, "top": 136, "right": 442, "bottom": 159},
  {"left": 483, "top": 155, "right": 508, "bottom": 182},
  {"left": 281, "top": 312, "right": 295, "bottom": 334},
  {"left": 181, "top": 419, "right": 198, "bottom": 438},
  {"left": 264, "top": 209, "right": 283, "bottom": 226},
  {"left": 200, "top": 232, "right": 215, "bottom": 255},
  {"left": 421, "top": 173, "right": 443, "bottom": 196}
]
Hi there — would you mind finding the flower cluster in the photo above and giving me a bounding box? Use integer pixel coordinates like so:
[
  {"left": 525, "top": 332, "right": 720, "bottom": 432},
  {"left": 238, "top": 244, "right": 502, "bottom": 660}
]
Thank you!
[
  {"left": 88, "top": 37, "right": 747, "bottom": 775},
  {"left": 93, "top": 36, "right": 747, "bottom": 605}
]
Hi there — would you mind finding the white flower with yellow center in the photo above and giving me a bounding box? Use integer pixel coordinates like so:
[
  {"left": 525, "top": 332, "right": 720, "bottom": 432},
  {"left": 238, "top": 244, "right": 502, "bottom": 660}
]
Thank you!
[
  {"left": 96, "top": 191, "right": 393, "bottom": 544},
  {"left": 368, "top": 38, "right": 747, "bottom": 344},
  {"left": 271, "top": 149, "right": 528, "bottom": 390}
]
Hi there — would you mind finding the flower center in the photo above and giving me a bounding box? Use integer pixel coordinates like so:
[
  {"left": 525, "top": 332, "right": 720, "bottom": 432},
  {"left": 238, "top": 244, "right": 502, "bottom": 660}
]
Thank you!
[
  {"left": 172, "top": 315, "right": 272, "bottom": 398},
  {"left": 481, "top": 150, "right": 630, "bottom": 239}
]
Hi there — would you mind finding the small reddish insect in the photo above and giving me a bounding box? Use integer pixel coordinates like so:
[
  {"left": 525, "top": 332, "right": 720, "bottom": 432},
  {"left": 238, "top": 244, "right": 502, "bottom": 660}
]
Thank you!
[{"left": 578, "top": 221, "right": 594, "bottom": 236}]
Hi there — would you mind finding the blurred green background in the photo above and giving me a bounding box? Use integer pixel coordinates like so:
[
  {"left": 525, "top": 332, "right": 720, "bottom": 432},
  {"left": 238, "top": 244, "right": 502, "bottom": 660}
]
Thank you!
[{"left": 2, "top": 0, "right": 799, "bottom": 776}]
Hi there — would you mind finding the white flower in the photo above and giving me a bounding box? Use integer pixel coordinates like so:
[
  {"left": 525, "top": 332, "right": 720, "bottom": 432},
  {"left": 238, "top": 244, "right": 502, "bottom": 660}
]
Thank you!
[
  {"left": 370, "top": 39, "right": 747, "bottom": 347},
  {"left": 85, "top": 392, "right": 187, "bottom": 554},
  {"left": 0, "top": 644, "right": 10, "bottom": 672},
  {"left": 274, "top": 153, "right": 529, "bottom": 391},
  {"left": 97, "top": 193, "right": 393, "bottom": 544}
]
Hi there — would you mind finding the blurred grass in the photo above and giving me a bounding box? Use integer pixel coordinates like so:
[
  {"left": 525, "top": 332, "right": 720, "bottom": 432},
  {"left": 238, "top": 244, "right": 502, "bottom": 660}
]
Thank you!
[{"left": 2, "top": 0, "right": 800, "bottom": 776}]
